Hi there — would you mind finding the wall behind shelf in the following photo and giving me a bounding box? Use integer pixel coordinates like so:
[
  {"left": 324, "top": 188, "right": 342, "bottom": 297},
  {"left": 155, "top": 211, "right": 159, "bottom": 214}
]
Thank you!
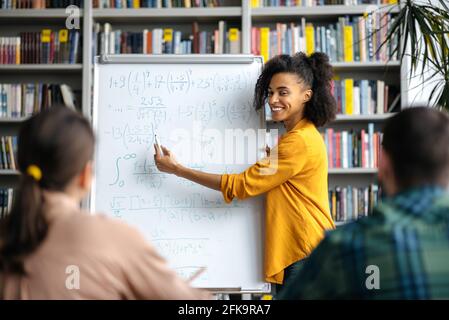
[{"left": 401, "top": 0, "right": 443, "bottom": 108}]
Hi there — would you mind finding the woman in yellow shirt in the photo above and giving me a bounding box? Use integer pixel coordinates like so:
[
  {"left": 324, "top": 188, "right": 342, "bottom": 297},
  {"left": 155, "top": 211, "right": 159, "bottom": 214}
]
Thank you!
[{"left": 154, "top": 52, "right": 337, "bottom": 288}]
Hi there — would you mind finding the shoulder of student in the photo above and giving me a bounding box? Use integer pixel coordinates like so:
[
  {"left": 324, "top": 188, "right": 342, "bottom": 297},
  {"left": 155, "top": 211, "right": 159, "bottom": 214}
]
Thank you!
[
  {"left": 322, "top": 216, "right": 382, "bottom": 249},
  {"left": 69, "top": 210, "right": 153, "bottom": 254}
]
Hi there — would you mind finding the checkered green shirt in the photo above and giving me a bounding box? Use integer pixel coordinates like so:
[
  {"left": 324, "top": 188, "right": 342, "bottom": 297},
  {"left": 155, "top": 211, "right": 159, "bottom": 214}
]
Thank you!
[{"left": 276, "top": 186, "right": 449, "bottom": 299}]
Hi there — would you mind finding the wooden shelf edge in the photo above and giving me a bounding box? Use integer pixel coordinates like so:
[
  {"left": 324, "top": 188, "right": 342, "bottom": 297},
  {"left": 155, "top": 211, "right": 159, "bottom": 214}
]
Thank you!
[
  {"left": 0, "top": 117, "right": 29, "bottom": 123},
  {"left": 328, "top": 168, "right": 378, "bottom": 174},
  {"left": 0, "top": 9, "right": 84, "bottom": 18},
  {"left": 267, "top": 113, "right": 395, "bottom": 124},
  {"left": 252, "top": 4, "right": 400, "bottom": 17},
  {"left": 0, "top": 64, "right": 83, "bottom": 73},
  {"left": 93, "top": 7, "right": 242, "bottom": 18},
  {"left": 0, "top": 170, "right": 20, "bottom": 175}
]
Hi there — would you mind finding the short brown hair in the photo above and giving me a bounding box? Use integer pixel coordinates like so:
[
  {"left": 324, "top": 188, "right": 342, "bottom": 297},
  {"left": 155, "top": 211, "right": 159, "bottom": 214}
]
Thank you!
[{"left": 382, "top": 107, "right": 449, "bottom": 190}]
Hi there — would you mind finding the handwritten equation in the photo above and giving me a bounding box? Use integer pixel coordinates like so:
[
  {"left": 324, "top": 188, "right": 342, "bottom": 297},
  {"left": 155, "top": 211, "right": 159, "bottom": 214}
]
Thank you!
[
  {"left": 107, "top": 70, "right": 252, "bottom": 97},
  {"left": 109, "top": 194, "right": 246, "bottom": 217},
  {"left": 153, "top": 238, "right": 209, "bottom": 257},
  {"left": 104, "top": 125, "right": 154, "bottom": 150},
  {"left": 109, "top": 153, "right": 206, "bottom": 190},
  {"left": 177, "top": 100, "right": 253, "bottom": 125},
  {"left": 174, "top": 266, "right": 209, "bottom": 281}
]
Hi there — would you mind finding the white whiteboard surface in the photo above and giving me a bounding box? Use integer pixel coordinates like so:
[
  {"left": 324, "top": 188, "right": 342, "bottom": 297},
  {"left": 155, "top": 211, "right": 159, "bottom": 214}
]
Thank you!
[{"left": 92, "top": 55, "right": 269, "bottom": 292}]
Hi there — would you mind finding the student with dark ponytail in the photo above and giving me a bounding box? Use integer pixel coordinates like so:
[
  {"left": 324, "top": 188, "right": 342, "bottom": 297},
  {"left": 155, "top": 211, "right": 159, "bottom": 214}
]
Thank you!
[
  {"left": 0, "top": 106, "right": 209, "bottom": 299},
  {"left": 154, "top": 52, "right": 337, "bottom": 290}
]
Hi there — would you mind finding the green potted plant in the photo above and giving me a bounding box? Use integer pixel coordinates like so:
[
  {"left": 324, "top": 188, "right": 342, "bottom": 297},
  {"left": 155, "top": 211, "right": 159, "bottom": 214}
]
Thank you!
[{"left": 375, "top": 0, "right": 449, "bottom": 110}]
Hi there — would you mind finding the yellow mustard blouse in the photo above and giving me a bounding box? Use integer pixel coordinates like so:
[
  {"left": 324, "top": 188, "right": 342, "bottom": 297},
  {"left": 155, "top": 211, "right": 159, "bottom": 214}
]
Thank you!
[{"left": 220, "top": 118, "right": 335, "bottom": 284}]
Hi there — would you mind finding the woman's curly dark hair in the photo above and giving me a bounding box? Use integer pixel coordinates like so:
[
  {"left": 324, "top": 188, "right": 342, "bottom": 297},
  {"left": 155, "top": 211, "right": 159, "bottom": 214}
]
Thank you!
[{"left": 254, "top": 52, "right": 337, "bottom": 127}]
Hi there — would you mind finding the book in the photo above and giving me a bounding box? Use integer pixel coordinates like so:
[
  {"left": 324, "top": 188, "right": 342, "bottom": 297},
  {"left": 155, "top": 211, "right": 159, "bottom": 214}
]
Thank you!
[
  {"left": 344, "top": 78, "right": 354, "bottom": 115},
  {"left": 323, "top": 125, "right": 381, "bottom": 169},
  {"left": 329, "top": 184, "right": 380, "bottom": 223},
  {"left": 260, "top": 27, "right": 270, "bottom": 63},
  {"left": 228, "top": 28, "right": 240, "bottom": 54},
  {"left": 343, "top": 24, "right": 354, "bottom": 62},
  {"left": 0, "top": 83, "right": 77, "bottom": 118},
  {"left": 305, "top": 23, "right": 315, "bottom": 55},
  {"left": 250, "top": 13, "right": 398, "bottom": 62}
]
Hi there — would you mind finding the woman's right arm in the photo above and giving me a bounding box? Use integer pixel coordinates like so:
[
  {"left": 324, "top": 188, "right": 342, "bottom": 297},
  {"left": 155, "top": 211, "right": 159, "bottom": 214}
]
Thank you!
[
  {"left": 154, "top": 133, "right": 307, "bottom": 203},
  {"left": 154, "top": 145, "right": 222, "bottom": 191}
]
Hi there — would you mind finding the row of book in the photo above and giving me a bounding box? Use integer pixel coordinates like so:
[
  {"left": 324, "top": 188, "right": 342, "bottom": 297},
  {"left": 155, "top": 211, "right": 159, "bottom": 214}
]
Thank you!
[
  {"left": 94, "top": 0, "right": 224, "bottom": 7},
  {"left": 329, "top": 184, "right": 380, "bottom": 222},
  {"left": 0, "top": 0, "right": 398, "bottom": 9},
  {"left": 94, "top": 22, "right": 240, "bottom": 55},
  {"left": 0, "top": 83, "right": 76, "bottom": 119},
  {"left": 252, "top": 14, "right": 399, "bottom": 63},
  {"left": 0, "top": 188, "right": 14, "bottom": 219},
  {"left": 323, "top": 124, "right": 382, "bottom": 169},
  {"left": 264, "top": 80, "right": 400, "bottom": 118},
  {"left": 333, "top": 79, "right": 400, "bottom": 115},
  {"left": 252, "top": 0, "right": 397, "bottom": 7},
  {"left": 0, "top": 30, "right": 80, "bottom": 65},
  {"left": 0, "top": 0, "right": 82, "bottom": 8},
  {"left": 0, "top": 136, "right": 18, "bottom": 170}
]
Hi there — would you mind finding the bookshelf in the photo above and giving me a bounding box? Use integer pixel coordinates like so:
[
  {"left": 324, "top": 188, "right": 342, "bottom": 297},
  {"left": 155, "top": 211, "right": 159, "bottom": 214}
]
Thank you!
[
  {"left": 256, "top": 2, "right": 401, "bottom": 224},
  {"left": 331, "top": 61, "right": 400, "bottom": 70},
  {"left": 0, "top": 64, "right": 83, "bottom": 72},
  {"left": 1, "top": 1, "right": 403, "bottom": 223},
  {"left": 0, "top": 117, "right": 30, "bottom": 123},
  {"left": 0, "top": 169, "right": 20, "bottom": 175},
  {"left": 92, "top": 8, "right": 243, "bottom": 21},
  {"left": 268, "top": 113, "right": 395, "bottom": 124},
  {"left": 0, "top": 6, "right": 85, "bottom": 188},
  {"left": 0, "top": 8, "right": 83, "bottom": 20},
  {"left": 251, "top": 4, "right": 399, "bottom": 20},
  {"left": 329, "top": 168, "right": 378, "bottom": 174}
]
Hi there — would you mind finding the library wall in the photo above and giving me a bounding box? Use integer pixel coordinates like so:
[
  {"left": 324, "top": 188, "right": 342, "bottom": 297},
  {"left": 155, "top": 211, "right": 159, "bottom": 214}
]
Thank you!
[{"left": 0, "top": 0, "right": 403, "bottom": 224}]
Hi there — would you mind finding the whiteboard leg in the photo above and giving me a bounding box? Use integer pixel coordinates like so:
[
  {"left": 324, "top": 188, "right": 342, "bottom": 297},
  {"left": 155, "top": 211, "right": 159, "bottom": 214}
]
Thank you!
[
  {"left": 242, "top": 293, "right": 252, "bottom": 300},
  {"left": 214, "top": 293, "right": 231, "bottom": 300}
]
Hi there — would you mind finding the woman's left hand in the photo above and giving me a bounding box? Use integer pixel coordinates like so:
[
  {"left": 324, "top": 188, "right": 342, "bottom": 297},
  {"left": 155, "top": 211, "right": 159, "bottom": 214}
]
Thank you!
[{"left": 154, "top": 145, "right": 180, "bottom": 175}]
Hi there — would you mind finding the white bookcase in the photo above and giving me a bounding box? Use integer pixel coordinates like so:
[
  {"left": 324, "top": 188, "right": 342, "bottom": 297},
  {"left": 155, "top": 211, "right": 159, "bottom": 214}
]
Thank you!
[{"left": 0, "top": 0, "right": 404, "bottom": 224}]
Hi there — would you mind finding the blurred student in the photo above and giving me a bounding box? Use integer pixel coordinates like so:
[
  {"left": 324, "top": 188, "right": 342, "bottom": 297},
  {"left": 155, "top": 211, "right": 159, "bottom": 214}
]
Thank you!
[
  {"left": 154, "top": 52, "right": 337, "bottom": 290},
  {"left": 0, "top": 106, "right": 210, "bottom": 300},
  {"left": 277, "top": 107, "right": 449, "bottom": 299}
]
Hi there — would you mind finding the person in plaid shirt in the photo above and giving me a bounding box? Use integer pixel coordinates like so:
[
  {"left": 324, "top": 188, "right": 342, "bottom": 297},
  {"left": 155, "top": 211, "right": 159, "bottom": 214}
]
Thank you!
[{"left": 277, "top": 107, "right": 449, "bottom": 299}]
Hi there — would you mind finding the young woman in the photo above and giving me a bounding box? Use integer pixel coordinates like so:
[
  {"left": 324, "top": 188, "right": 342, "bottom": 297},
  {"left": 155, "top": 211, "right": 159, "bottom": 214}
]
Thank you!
[
  {"left": 0, "top": 106, "right": 209, "bottom": 300},
  {"left": 154, "top": 52, "right": 337, "bottom": 289}
]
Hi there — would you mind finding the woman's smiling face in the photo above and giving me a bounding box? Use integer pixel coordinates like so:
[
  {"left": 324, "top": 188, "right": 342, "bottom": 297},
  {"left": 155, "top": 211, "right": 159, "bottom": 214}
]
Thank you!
[{"left": 267, "top": 72, "right": 312, "bottom": 125}]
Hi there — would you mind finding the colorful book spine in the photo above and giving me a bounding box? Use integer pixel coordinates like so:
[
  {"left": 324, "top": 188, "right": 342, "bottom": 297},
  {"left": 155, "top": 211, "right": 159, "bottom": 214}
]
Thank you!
[
  {"left": 93, "top": 0, "right": 223, "bottom": 8},
  {"left": 0, "top": 83, "right": 76, "bottom": 119},
  {"left": 333, "top": 78, "right": 396, "bottom": 115},
  {"left": 322, "top": 125, "right": 382, "bottom": 169},
  {"left": 251, "top": 13, "right": 399, "bottom": 62},
  {"left": 1, "top": 0, "right": 82, "bottom": 8},
  {"left": 0, "top": 29, "right": 80, "bottom": 65},
  {"left": 329, "top": 184, "right": 380, "bottom": 222},
  {"left": 93, "top": 22, "right": 240, "bottom": 56}
]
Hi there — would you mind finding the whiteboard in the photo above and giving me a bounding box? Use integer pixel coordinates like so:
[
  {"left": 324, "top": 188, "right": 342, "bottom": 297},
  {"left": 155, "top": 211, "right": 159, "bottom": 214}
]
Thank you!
[{"left": 91, "top": 55, "right": 270, "bottom": 292}]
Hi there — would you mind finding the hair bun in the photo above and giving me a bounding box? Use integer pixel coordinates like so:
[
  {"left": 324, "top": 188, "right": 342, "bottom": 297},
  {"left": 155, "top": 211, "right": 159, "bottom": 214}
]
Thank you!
[
  {"left": 308, "top": 52, "right": 330, "bottom": 65},
  {"left": 307, "top": 52, "right": 333, "bottom": 88}
]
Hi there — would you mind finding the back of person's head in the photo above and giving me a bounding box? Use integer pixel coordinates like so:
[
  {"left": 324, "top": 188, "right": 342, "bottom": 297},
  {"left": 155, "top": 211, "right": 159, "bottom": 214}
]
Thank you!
[
  {"left": 0, "top": 105, "right": 94, "bottom": 274},
  {"left": 382, "top": 106, "right": 449, "bottom": 191},
  {"left": 253, "top": 52, "right": 337, "bottom": 127}
]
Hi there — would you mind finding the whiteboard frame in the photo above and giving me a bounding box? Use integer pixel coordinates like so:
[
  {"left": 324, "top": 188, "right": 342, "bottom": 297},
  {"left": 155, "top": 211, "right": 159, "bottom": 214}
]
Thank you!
[{"left": 90, "top": 54, "right": 270, "bottom": 294}]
